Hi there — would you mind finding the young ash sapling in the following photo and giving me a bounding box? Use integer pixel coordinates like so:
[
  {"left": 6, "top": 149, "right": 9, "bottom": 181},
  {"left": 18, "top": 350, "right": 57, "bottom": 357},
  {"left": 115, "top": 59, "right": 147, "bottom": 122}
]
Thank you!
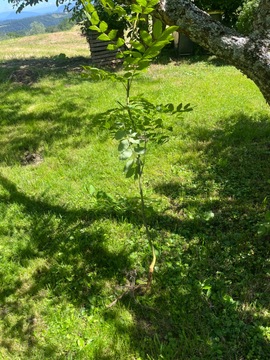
[{"left": 82, "top": 0, "right": 193, "bottom": 290}]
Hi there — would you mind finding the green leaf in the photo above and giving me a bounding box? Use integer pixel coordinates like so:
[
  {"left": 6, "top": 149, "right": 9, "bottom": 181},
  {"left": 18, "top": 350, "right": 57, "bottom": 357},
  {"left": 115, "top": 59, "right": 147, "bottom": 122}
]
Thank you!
[
  {"left": 124, "top": 57, "right": 140, "bottom": 66},
  {"left": 115, "top": 5, "right": 127, "bottom": 16},
  {"left": 123, "top": 72, "right": 133, "bottom": 79},
  {"left": 122, "top": 49, "right": 133, "bottom": 56},
  {"left": 184, "top": 103, "right": 191, "bottom": 110},
  {"left": 98, "top": 33, "right": 111, "bottom": 41},
  {"left": 91, "top": 11, "right": 100, "bottom": 26},
  {"left": 89, "top": 25, "right": 101, "bottom": 32},
  {"left": 101, "top": 0, "right": 114, "bottom": 9},
  {"left": 115, "top": 129, "right": 127, "bottom": 140},
  {"left": 83, "top": 1, "right": 95, "bottom": 14},
  {"left": 153, "top": 19, "right": 163, "bottom": 39},
  {"left": 117, "top": 37, "right": 125, "bottom": 47},
  {"left": 131, "top": 4, "right": 142, "bottom": 13},
  {"left": 129, "top": 131, "right": 138, "bottom": 137},
  {"left": 134, "top": 147, "right": 146, "bottom": 155},
  {"left": 129, "top": 137, "right": 140, "bottom": 144},
  {"left": 158, "top": 26, "right": 179, "bottom": 41},
  {"left": 130, "top": 41, "right": 145, "bottom": 53},
  {"left": 99, "top": 21, "right": 108, "bottom": 32},
  {"left": 134, "top": 166, "right": 139, "bottom": 180},
  {"left": 125, "top": 166, "right": 135, "bottom": 178},
  {"left": 177, "top": 103, "right": 183, "bottom": 111},
  {"left": 147, "top": 0, "right": 159, "bottom": 6},
  {"left": 118, "top": 139, "right": 129, "bottom": 151},
  {"left": 140, "top": 30, "right": 153, "bottom": 46},
  {"left": 83, "top": 67, "right": 109, "bottom": 81},
  {"left": 130, "top": 50, "right": 142, "bottom": 58},
  {"left": 107, "top": 44, "right": 117, "bottom": 51},
  {"left": 137, "top": 60, "right": 151, "bottom": 70},
  {"left": 108, "top": 29, "right": 118, "bottom": 40},
  {"left": 143, "top": 41, "right": 167, "bottom": 58},
  {"left": 137, "top": 0, "right": 147, "bottom": 6},
  {"left": 142, "top": 7, "right": 154, "bottom": 14},
  {"left": 124, "top": 159, "right": 134, "bottom": 172},
  {"left": 166, "top": 103, "right": 174, "bottom": 111},
  {"left": 120, "top": 149, "right": 133, "bottom": 160},
  {"left": 144, "top": 51, "right": 159, "bottom": 59}
]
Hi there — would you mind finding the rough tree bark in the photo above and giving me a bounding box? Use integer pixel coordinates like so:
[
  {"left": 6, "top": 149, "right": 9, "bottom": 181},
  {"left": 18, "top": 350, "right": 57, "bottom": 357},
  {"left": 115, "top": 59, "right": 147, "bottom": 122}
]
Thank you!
[{"left": 157, "top": 0, "right": 270, "bottom": 105}]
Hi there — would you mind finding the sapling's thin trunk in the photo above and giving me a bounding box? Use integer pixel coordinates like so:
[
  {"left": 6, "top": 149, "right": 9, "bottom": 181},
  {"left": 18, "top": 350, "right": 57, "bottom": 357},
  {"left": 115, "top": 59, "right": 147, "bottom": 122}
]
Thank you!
[
  {"left": 125, "top": 74, "right": 156, "bottom": 289},
  {"left": 137, "top": 155, "right": 156, "bottom": 289}
]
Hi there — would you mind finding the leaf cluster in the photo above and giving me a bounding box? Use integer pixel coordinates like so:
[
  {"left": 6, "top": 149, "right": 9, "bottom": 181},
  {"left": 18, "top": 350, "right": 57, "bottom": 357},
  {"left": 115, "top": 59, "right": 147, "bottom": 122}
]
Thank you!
[
  {"left": 236, "top": 0, "right": 260, "bottom": 35},
  {"left": 82, "top": 0, "right": 193, "bottom": 181},
  {"left": 82, "top": 0, "right": 178, "bottom": 71}
]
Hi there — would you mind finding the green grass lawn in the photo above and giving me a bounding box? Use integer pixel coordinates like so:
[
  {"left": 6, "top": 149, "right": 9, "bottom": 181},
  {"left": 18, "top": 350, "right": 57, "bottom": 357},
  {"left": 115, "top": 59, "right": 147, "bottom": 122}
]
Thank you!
[{"left": 0, "top": 28, "right": 270, "bottom": 359}]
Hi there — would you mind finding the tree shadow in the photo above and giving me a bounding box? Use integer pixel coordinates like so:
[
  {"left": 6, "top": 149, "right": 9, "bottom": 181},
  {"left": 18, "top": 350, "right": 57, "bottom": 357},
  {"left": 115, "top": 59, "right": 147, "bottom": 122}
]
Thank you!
[
  {"left": 0, "top": 56, "right": 91, "bottom": 84},
  {"left": 0, "top": 173, "right": 133, "bottom": 357},
  {"left": 172, "top": 54, "right": 228, "bottom": 67},
  {"left": 1, "top": 110, "right": 270, "bottom": 358},
  {"left": 0, "top": 77, "right": 95, "bottom": 166},
  {"left": 154, "top": 112, "right": 270, "bottom": 294},
  {"left": 147, "top": 112, "right": 270, "bottom": 358},
  {"left": 189, "top": 112, "right": 270, "bottom": 203},
  {"left": 0, "top": 55, "right": 132, "bottom": 166}
]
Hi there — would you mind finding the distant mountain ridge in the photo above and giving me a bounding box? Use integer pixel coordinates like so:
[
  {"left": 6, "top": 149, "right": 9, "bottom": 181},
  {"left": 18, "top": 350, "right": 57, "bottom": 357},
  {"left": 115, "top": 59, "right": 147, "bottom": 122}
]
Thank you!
[
  {"left": 0, "top": 4, "right": 65, "bottom": 21},
  {"left": 0, "top": 11, "right": 70, "bottom": 35},
  {"left": 0, "top": 11, "right": 42, "bottom": 21}
]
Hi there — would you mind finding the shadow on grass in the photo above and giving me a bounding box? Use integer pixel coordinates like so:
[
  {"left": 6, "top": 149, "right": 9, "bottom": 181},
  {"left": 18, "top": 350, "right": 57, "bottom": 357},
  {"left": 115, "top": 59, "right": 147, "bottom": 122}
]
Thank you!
[
  {"left": 0, "top": 174, "right": 133, "bottom": 358},
  {"left": 0, "top": 55, "right": 127, "bottom": 166},
  {"left": 0, "top": 102, "right": 94, "bottom": 166},
  {"left": 0, "top": 53, "right": 227, "bottom": 87},
  {"left": 0, "top": 75, "right": 95, "bottom": 166},
  {"left": 149, "top": 112, "right": 270, "bottom": 358},
  {"left": 0, "top": 112, "right": 270, "bottom": 358},
  {"left": 182, "top": 54, "right": 228, "bottom": 66},
  {"left": 0, "top": 55, "right": 91, "bottom": 84},
  {"left": 155, "top": 48, "right": 228, "bottom": 67}
]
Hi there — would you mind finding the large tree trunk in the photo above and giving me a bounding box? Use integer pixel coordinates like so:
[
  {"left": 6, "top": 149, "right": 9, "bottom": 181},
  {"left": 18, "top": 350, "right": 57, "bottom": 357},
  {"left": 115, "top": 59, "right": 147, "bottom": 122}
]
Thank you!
[{"left": 157, "top": 0, "right": 270, "bottom": 105}]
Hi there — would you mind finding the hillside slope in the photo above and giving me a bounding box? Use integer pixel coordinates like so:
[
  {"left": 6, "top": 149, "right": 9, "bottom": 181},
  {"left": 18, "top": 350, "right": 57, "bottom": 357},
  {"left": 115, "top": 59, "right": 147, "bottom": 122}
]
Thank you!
[
  {"left": 0, "top": 26, "right": 90, "bottom": 60},
  {"left": 0, "top": 13, "right": 71, "bottom": 35}
]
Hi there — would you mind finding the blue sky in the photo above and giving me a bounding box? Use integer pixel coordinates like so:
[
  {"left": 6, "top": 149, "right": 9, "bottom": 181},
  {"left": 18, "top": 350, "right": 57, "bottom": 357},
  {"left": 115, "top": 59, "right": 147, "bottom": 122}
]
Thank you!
[{"left": 0, "top": 0, "right": 57, "bottom": 13}]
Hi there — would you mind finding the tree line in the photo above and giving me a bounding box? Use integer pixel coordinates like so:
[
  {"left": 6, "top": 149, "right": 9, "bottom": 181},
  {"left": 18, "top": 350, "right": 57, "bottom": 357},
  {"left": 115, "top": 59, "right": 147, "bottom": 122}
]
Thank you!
[{"left": 0, "top": 14, "right": 74, "bottom": 40}]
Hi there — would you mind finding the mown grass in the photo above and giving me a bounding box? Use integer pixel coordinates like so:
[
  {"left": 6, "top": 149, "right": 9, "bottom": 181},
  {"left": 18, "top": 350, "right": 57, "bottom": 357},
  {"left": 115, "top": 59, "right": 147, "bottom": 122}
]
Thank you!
[{"left": 0, "top": 28, "right": 270, "bottom": 359}]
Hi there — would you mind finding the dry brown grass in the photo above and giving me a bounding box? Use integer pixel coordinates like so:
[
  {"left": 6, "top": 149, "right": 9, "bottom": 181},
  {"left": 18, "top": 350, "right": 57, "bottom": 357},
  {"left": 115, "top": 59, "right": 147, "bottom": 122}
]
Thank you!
[{"left": 0, "top": 26, "right": 90, "bottom": 61}]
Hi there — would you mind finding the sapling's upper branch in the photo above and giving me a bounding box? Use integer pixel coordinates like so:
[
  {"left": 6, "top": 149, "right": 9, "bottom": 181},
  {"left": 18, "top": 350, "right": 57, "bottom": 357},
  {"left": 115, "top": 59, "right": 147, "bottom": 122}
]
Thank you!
[{"left": 125, "top": 77, "right": 137, "bottom": 130}]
